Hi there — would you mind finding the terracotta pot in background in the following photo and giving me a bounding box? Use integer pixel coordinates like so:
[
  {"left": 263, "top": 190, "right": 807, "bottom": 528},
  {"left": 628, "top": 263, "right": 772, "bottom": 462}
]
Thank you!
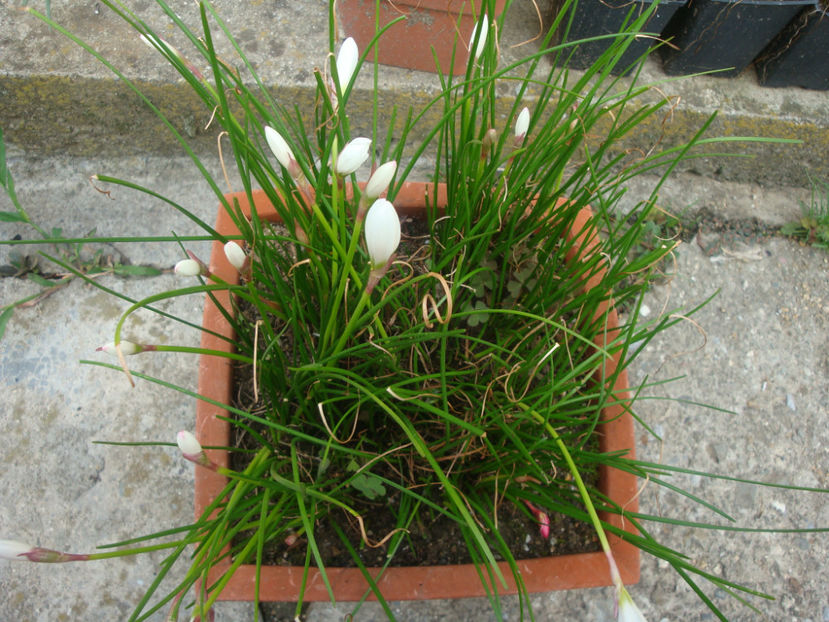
[
  {"left": 195, "top": 182, "right": 639, "bottom": 602},
  {"left": 337, "top": 0, "right": 507, "bottom": 75}
]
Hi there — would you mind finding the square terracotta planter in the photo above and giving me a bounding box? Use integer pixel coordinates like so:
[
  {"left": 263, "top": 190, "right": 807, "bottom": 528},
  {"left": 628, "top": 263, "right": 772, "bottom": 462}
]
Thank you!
[
  {"left": 195, "top": 182, "right": 640, "bottom": 602},
  {"left": 337, "top": 0, "right": 507, "bottom": 75}
]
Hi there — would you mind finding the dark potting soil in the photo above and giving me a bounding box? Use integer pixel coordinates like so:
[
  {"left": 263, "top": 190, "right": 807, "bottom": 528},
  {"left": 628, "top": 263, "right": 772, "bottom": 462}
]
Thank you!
[
  {"left": 229, "top": 357, "right": 600, "bottom": 571},
  {"left": 227, "top": 215, "right": 601, "bottom": 573}
]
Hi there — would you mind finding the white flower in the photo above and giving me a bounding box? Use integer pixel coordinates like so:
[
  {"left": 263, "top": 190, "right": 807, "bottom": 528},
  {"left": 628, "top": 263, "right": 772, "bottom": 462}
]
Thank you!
[
  {"left": 176, "top": 431, "right": 203, "bottom": 459},
  {"left": 469, "top": 14, "right": 488, "bottom": 60},
  {"left": 174, "top": 258, "right": 204, "bottom": 277},
  {"left": 364, "top": 198, "right": 401, "bottom": 269},
  {"left": 335, "top": 137, "right": 371, "bottom": 176},
  {"left": 0, "top": 540, "right": 32, "bottom": 561},
  {"left": 335, "top": 37, "right": 359, "bottom": 89},
  {"left": 365, "top": 161, "right": 397, "bottom": 199},
  {"left": 223, "top": 241, "right": 246, "bottom": 272},
  {"left": 96, "top": 340, "right": 143, "bottom": 356},
  {"left": 515, "top": 107, "right": 530, "bottom": 141},
  {"left": 264, "top": 125, "right": 297, "bottom": 172},
  {"left": 617, "top": 587, "right": 648, "bottom": 622}
]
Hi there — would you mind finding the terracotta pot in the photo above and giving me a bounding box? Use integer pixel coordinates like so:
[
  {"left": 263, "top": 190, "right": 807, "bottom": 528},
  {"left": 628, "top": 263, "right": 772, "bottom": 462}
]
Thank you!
[
  {"left": 337, "top": 0, "right": 507, "bottom": 75},
  {"left": 195, "top": 181, "right": 639, "bottom": 602}
]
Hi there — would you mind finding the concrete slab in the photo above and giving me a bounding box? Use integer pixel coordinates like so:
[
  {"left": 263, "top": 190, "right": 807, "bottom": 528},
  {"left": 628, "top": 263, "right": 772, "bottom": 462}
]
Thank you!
[{"left": 1, "top": 1, "right": 827, "bottom": 188}]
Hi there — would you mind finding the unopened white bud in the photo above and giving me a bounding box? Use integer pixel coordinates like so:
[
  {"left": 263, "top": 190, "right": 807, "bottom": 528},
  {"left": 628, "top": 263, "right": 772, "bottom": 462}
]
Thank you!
[
  {"left": 174, "top": 259, "right": 204, "bottom": 277},
  {"left": 365, "top": 161, "right": 397, "bottom": 199},
  {"left": 335, "top": 37, "right": 359, "bottom": 89},
  {"left": 0, "top": 540, "right": 33, "bottom": 561},
  {"left": 223, "top": 241, "right": 247, "bottom": 272},
  {"left": 264, "top": 126, "right": 298, "bottom": 174},
  {"left": 364, "top": 198, "right": 401, "bottom": 269},
  {"left": 470, "top": 14, "right": 489, "bottom": 60},
  {"left": 336, "top": 137, "right": 371, "bottom": 176},
  {"left": 515, "top": 107, "right": 530, "bottom": 141},
  {"left": 176, "top": 431, "right": 203, "bottom": 458},
  {"left": 96, "top": 340, "right": 144, "bottom": 356}
]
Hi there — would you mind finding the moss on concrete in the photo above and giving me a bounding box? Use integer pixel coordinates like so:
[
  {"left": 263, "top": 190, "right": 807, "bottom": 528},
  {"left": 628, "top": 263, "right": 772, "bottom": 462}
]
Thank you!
[{"left": 2, "top": 74, "right": 826, "bottom": 188}]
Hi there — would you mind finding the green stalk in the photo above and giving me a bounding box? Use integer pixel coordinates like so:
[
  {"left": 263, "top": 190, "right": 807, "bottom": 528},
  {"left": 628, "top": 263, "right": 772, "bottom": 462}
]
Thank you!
[{"left": 518, "top": 404, "right": 615, "bottom": 560}]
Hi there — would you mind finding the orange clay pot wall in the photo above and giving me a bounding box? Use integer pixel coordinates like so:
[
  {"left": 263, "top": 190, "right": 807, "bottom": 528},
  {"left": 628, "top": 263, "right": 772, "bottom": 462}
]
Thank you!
[{"left": 337, "top": 0, "right": 508, "bottom": 75}]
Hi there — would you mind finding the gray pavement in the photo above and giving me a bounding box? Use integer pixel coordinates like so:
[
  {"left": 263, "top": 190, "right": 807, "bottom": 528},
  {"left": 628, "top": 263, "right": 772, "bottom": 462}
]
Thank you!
[{"left": 2, "top": 1, "right": 829, "bottom": 621}]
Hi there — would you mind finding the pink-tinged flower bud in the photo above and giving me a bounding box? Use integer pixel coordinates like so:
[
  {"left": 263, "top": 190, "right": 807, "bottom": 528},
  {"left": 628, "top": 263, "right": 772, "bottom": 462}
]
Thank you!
[
  {"left": 365, "top": 161, "right": 397, "bottom": 199},
  {"left": 264, "top": 126, "right": 299, "bottom": 177},
  {"left": 522, "top": 499, "right": 550, "bottom": 539},
  {"left": 174, "top": 258, "right": 204, "bottom": 276},
  {"left": 176, "top": 431, "right": 203, "bottom": 459},
  {"left": 335, "top": 37, "right": 359, "bottom": 89},
  {"left": 176, "top": 431, "right": 216, "bottom": 470},
  {"left": 335, "top": 137, "right": 371, "bottom": 176},
  {"left": 514, "top": 107, "right": 530, "bottom": 142},
  {"left": 365, "top": 198, "right": 400, "bottom": 269},
  {"left": 223, "top": 241, "right": 247, "bottom": 272},
  {"left": 538, "top": 511, "right": 550, "bottom": 540},
  {"left": 469, "top": 14, "right": 488, "bottom": 60},
  {"left": 0, "top": 540, "right": 87, "bottom": 563},
  {"left": 96, "top": 340, "right": 146, "bottom": 356}
]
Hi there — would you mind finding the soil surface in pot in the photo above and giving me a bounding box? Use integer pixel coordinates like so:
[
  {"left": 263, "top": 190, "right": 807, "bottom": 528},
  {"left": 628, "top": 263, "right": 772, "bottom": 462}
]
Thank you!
[
  {"left": 230, "top": 405, "right": 599, "bottom": 568},
  {"left": 227, "top": 217, "right": 601, "bottom": 572}
]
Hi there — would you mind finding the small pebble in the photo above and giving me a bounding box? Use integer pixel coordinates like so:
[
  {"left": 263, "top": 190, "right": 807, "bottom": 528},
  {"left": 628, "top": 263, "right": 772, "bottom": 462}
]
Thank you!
[{"left": 786, "top": 394, "right": 797, "bottom": 411}]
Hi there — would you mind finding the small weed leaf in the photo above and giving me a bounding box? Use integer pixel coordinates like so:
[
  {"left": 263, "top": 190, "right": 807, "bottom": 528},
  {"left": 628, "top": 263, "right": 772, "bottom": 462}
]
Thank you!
[{"left": 347, "top": 460, "right": 386, "bottom": 500}]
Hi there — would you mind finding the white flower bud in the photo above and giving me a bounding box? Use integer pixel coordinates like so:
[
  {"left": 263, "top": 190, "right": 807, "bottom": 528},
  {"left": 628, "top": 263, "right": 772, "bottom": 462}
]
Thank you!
[
  {"left": 174, "top": 259, "right": 204, "bottom": 277},
  {"left": 223, "top": 241, "right": 247, "bottom": 272},
  {"left": 96, "top": 340, "right": 143, "bottom": 356},
  {"left": 336, "top": 37, "right": 359, "bottom": 89},
  {"left": 365, "top": 161, "right": 397, "bottom": 199},
  {"left": 364, "top": 198, "right": 401, "bottom": 269},
  {"left": 264, "top": 126, "right": 297, "bottom": 173},
  {"left": 176, "top": 431, "right": 203, "bottom": 459},
  {"left": 0, "top": 540, "right": 33, "bottom": 561},
  {"left": 515, "top": 107, "right": 530, "bottom": 141},
  {"left": 469, "top": 14, "right": 488, "bottom": 60},
  {"left": 335, "top": 137, "right": 371, "bottom": 176}
]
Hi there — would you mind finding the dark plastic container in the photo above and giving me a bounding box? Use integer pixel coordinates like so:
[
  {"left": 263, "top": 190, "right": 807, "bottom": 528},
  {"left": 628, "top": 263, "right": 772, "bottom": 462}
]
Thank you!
[
  {"left": 659, "top": 0, "right": 813, "bottom": 76},
  {"left": 551, "top": 0, "right": 686, "bottom": 74},
  {"left": 755, "top": 3, "right": 829, "bottom": 89}
]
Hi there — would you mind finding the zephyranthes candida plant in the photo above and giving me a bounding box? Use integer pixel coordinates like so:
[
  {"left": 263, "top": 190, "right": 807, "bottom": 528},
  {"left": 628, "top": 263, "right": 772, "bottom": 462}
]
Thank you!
[{"left": 4, "top": 1, "right": 827, "bottom": 621}]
